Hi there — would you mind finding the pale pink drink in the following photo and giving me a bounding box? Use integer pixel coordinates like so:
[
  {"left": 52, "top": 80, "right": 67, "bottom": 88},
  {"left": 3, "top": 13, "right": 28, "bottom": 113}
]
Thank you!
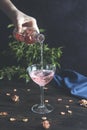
[
  {"left": 27, "top": 64, "right": 56, "bottom": 114},
  {"left": 29, "top": 70, "right": 55, "bottom": 86}
]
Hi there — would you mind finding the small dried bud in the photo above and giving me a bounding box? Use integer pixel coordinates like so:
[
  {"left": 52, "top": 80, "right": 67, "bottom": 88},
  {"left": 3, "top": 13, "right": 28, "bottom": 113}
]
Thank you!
[
  {"left": 45, "top": 100, "right": 48, "bottom": 103},
  {"left": 0, "top": 112, "right": 8, "bottom": 116},
  {"left": 57, "top": 98, "right": 62, "bottom": 102},
  {"left": 78, "top": 99, "right": 87, "bottom": 107},
  {"left": 13, "top": 89, "right": 17, "bottom": 92},
  {"left": 10, "top": 117, "right": 16, "bottom": 122},
  {"left": 22, "top": 118, "right": 29, "bottom": 122},
  {"left": 65, "top": 105, "right": 70, "bottom": 108},
  {"left": 69, "top": 99, "right": 73, "bottom": 103},
  {"left": 42, "top": 120, "right": 50, "bottom": 129},
  {"left": 6, "top": 93, "right": 11, "bottom": 96},
  {"left": 27, "top": 89, "right": 31, "bottom": 92},
  {"left": 67, "top": 110, "right": 72, "bottom": 114},
  {"left": 42, "top": 116, "right": 47, "bottom": 120},
  {"left": 60, "top": 112, "right": 66, "bottom": 115},
  {"left": 11, "top": 95, "right": 19, "bottom": 102}
]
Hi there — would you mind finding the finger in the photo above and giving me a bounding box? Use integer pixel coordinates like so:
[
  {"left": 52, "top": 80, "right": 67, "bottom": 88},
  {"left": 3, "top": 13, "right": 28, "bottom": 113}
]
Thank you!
[
  {"left": 32, "top": 20, "right": 40, "bottom": 33},
  {"left": 15, "top": 21, "right": 23, "bottom": 33},
  {"left": 17, "top": 24, "right": 22, "bottom": 33},
  {"left": 22, "top": 21, "right": 40, "bottom": 33},
  {"left": 33, "top": 25, "right": 40, "bottom": 33},
  {"left": 22, "top": 21, "right": 33, "bottom": 27}
]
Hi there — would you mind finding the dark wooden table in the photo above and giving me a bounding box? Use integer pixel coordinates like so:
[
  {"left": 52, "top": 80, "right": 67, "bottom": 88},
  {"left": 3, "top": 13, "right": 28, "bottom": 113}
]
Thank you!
[{"left": 0, "top": 79, "right": 87, "bottom": 130}]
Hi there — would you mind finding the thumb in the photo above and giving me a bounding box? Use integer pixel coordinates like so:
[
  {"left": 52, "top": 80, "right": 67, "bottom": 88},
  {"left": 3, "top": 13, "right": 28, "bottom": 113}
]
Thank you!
[{"left": 15, "top": 22, "right": 22, "bottom": 33}]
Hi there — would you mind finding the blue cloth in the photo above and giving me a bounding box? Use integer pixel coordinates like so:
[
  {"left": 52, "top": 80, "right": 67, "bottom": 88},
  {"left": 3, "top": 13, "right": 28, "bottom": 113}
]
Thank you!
[{"left": 54, "top": 69, "right": 87, "bottom": 99}]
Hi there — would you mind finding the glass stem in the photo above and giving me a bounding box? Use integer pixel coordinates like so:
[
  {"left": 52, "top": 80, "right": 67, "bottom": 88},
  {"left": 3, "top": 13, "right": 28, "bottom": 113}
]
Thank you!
[{"left": 40, "top": 86, "right": 45, "bottom": 106}]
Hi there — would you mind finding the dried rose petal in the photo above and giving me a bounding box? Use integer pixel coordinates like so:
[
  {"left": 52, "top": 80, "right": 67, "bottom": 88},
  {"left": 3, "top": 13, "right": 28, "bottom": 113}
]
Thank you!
[
  {"left": 22, "top": 118, "right": 29, "bottom": 122},
  {"left": 69, "top": 99, "right": 73, "bottom": 103},
  {"left": 60, "top": 112, "right": 66, "bottom": 115},
  {"left": 45, "top": 100, "right": 49, "bottom": 103},
  {"left": 57, "top": 98, "right": 62, "bottom": 102},
  {"left": 42, "top": 120, "right": 50, "bottom": 129},
  {"left": 65, "top": 105, "right": 70, "bottom": 108},
  {"left": 13, "top": 89, "right": 17, "bottom": 92},
  {"left": 10, "top": 117, "right": 16, "bottom": 122},
  {"left": 67, "top": 110, "right": 72, "bottom": 114},
  {"left": 0, "top": 112, "right": 8, "bottom": 116},
  {"left": 42, "top": 116, "right": 47, "bottom": 120},
  {"left": 11, "top": 95, "right": 19, "bottom": 102},
  {"left": 6, "top": 93, "right": 11, "bottom": 96}
]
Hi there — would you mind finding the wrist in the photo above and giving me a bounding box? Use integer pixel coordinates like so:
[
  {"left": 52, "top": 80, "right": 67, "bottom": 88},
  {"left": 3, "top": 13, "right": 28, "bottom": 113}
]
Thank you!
[
  {"left": 8, "top": 8, "right": 19, "bottom": 21},
  {"left": 0, "top": 0, "right": 19, "bottom": 21}
]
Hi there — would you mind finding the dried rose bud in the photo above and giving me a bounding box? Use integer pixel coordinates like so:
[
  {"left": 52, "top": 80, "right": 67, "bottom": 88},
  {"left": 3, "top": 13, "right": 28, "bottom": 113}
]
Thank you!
[
  {"left": 6, "top": 93, "right": 11, "bottom": 96},
  {"left": 60, "top": 112, "right": 66, "bottom": 115},
  {"left": 11, "top": 95, "right": 19, "bottom": 102},
  {"left": 65, "top": 105, "right": 70, "bottom": 108},
  {"left": 22, "top": 118, "right": 29, "bottom": 122},
  {"left": 79, "top": 99, "right": 87, "bottom": 105},
  {"left": 67, "top": 110, "right": 72, "bottom": 115},
  {"left": 57, "top": 98, "right": 62, "bottom": 102},
  {"left": 0, "top": 112, "right": 8, "bottom": 116},
  {"left": 42, "top": 116, "right": 47, "bottom": 120},
  {"left": 10, "top": 117, "right": 16, "bottom": 122},
  {"left": 45, "top": 100, "right": 49, "bottom": 103},
  {"left": 2, "top": 112, "right": 8, "bottom": 116},
  {"left": 27, "top": 89, "right": 31, "bottom": 92},
  {"left": 69, "top": 99, "right": 73, "bottom": 103},
  {"left": 13, "top": 89, "right": 17, "bottom": 92},
  {"left": 42, "top": 120, "right": 50, "bottom": 129},
  {"left": 78, "top": 99, "right": 87, "bottom": 107}
]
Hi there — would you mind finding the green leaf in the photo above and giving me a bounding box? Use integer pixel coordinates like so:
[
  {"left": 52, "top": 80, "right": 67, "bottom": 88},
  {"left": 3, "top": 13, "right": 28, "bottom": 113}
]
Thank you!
[
  {"left": 7, "top": 24, "right": 14, "bottom": 28},
  {"left": 0, "top": 24, "right": 63, "bottom": 82}
]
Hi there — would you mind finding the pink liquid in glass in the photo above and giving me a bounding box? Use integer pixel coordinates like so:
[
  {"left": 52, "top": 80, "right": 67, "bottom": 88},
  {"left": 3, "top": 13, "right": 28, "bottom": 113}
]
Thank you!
[{"left": 29, "top": 70, "right": 54, "bottom": 86}]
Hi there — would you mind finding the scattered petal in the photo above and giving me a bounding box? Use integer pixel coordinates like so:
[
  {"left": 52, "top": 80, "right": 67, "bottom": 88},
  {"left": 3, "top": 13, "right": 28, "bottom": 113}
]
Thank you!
[
  {"left": 11, "top": 95, "right": 19, "bottom": 102},
  {"left": 45, "top": 100, "right": 48, "bottom": 103},
  {"left": 67, "top": 110, "right": 72, "bottom": 114},
  {"left": 6, "top": 93, "right": 11, "bottom": 96},
  {"left": 10, "top": 117, "right": 16, "bottom": 122},
  {"left": 0, "top": 112, "right": 8, "bottom": 116},
  {"left": 27, "top": 89, "right": 31, "bottom": 92},
  {"left": 65, "top": 105, "right": 70, "bottom": 108},
  {"left": 78, "top": 99, "right": 87, "bottom": 107},
  {"left": 13, "top": 89, "right": 17, "bottom": 92},
  {"left": 22, "top": 118, "right": 29, "bottom": 122},
  {"left": 57, "top": 98, "right": 62, "bottom": 102},
  {"left": 42, "top": 116, "right": 47, "bottom": 120},
  {"left": 42, "top": 120, "right": 50, "bottom": 129},
  {"left": 69, "top": 100, "right": 73, "bottom": 103},
  {"left": 60, "top": 112, "right": 66, "bottom": 115}
]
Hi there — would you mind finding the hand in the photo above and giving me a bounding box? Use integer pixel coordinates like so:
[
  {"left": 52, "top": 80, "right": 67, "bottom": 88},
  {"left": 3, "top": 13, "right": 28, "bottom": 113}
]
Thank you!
[
  {"left": 0, "top": 0, "right": 39, "bottom": 33},
  {"left": 12, "top": 10, "right": 39, "bottom": 33}
]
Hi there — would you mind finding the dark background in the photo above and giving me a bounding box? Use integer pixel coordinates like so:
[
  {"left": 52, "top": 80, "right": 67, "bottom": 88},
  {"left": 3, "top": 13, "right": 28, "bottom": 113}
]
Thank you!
[{"left": 0, "top": 0, "right": 87, "bottom": 75}]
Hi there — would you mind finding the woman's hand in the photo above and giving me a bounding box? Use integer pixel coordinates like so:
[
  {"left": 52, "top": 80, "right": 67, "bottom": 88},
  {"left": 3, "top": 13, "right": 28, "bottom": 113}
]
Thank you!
[
  {"left": 0, "top": 0, "right": 39, "bottom": 33},
  {"left": 12, "top": 10, "right": 39, "bottom": 33}
]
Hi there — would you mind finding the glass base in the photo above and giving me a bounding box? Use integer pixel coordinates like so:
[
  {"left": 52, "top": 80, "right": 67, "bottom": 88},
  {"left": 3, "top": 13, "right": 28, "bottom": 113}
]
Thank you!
[{"left": 31, "top": 104, "right": 54, "bottom": 114}]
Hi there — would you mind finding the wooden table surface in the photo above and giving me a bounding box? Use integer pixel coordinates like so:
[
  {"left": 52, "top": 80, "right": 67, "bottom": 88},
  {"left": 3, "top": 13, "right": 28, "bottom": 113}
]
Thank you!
[{"left": 0, "top": 79, "right": 87, "bottom": 130}]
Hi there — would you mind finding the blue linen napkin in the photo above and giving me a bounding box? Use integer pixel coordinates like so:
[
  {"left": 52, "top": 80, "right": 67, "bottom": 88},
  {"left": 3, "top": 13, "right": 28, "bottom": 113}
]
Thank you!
[{"left": 54, "top": 69, "right": 87, "bottom": 99}]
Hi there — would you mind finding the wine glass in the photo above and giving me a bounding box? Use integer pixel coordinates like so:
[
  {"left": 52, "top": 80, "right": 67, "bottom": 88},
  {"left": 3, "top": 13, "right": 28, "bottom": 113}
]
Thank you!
[{"left": 27, "top": 64, "right": 56, "bottom": 114}]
